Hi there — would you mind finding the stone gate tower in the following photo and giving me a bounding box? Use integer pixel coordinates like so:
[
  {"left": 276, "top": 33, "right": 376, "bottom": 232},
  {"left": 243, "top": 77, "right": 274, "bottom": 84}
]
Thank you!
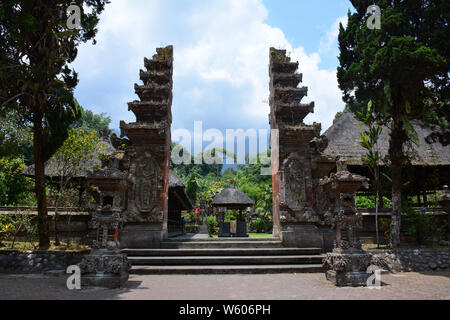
[
  {"left": 118, "top": 46, "right": 173, "bottom": 248},
  {"left": 269, "top": 48, "right": 336, "bottom": 250}
]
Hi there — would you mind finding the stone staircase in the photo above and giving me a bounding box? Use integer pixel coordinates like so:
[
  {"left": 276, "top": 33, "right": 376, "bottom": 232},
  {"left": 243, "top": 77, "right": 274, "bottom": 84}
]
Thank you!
[{"left": 122, "top": 237, "right": 325, "bottom": 274}]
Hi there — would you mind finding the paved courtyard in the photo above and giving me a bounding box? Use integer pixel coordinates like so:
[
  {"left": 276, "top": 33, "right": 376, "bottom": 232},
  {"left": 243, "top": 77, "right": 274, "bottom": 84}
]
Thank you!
[{"left": 0, "top": 271, "right": 449, "bottom": 300}]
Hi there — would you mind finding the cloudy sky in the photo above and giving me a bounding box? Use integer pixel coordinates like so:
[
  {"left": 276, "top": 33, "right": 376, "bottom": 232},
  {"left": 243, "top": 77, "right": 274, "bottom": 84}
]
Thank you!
[{"left": 72, "top": 0, "right": 352, "bottom": 151}]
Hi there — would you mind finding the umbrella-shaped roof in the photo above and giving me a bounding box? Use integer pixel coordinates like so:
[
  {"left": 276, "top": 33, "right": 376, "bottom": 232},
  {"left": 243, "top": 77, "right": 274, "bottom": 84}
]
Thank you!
[{"left": 211, "top": 186, "right": 254, "bottom": 208}]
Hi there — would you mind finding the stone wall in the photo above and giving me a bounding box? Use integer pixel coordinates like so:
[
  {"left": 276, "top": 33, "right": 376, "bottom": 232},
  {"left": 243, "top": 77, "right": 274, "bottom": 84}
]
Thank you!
[
  {"left": 0, "top": 250, "right": 89, "bottom": 274},
  {"left": 369, "top": 248, "right": 450, "bottom": 272}
]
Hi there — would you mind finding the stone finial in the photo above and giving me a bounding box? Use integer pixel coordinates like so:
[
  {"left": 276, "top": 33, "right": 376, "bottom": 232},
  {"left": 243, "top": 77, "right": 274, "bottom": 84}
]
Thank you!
[{"left": 336, "top": 159, "right": 348, "bottom": 172}]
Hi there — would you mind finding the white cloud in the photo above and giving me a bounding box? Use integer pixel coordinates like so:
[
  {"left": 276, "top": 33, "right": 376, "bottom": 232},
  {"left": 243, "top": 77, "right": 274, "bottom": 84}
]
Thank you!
[
  {"left": 72, "top": 0, "right": 346, "bottom": 137},
  {"left": 319, "top": 16, "right": 348, "bottom": 54}
]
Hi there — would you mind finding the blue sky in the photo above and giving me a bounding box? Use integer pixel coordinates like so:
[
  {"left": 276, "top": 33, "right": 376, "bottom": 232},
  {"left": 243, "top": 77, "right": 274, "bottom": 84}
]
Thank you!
[{"left": 72, "top": 0, "right": 353, "bottom": 152}]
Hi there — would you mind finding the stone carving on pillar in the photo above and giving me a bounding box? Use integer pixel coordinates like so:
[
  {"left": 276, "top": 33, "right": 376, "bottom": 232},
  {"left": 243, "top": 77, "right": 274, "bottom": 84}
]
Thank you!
[
  {"left": 135, "top": 157, "right": 158, "bottom": 213},
  {"left": 269, "top": 48, "right": 335, "bottom": 245},
  {"left": 283, "top": 157, "right": 306, "bottom": 211},
  {"left": 320, "top": 160, "right": 373, "bottom": 287}
]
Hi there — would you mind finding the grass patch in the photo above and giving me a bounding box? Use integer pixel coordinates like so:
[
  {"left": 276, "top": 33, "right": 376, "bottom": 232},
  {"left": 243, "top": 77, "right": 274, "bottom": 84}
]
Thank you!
[
  {"left": 208, "top": 233, "right": 273, "bottom": 238},
  {"left": 0, "top": 241, "right": 90, "bottom": 252},
  {"left": 248, "top": 233, "right": 273, "bottom": 238}
]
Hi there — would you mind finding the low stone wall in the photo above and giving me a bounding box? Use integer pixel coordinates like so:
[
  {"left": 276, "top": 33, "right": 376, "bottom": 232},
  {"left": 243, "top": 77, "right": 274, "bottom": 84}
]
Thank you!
[
  {"left": 369, "top": 248, "right": 450, "bottom": 272},
  {"left": 0, "top": 250, "right": 89, "bottom": 274}
]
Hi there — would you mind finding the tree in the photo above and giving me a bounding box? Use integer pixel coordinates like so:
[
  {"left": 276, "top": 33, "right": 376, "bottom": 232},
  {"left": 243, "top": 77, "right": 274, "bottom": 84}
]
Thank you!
[
  {"left": 358, "top": 102, "right": 383, "bottom": 247},
  {"left": 0, "top": 0, "right": 109, "bottom": 248},
  {"left": 71, "top": 102, "right": 112, "bottom": 138},
  {"left": 337, "top": 0, "right": 449, "bottom": 247},
  {"left": 0, "top": 109, "right": 33, "bottom": 164}
]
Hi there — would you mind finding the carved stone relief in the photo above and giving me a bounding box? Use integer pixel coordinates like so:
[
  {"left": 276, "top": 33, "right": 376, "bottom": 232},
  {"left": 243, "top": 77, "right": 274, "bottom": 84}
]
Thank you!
[
  {"left": 283, "top": 157, "right": 306, "bottom": 211},
  {"left": 135, "top": 156, "right": 158, "bottom": 213}
]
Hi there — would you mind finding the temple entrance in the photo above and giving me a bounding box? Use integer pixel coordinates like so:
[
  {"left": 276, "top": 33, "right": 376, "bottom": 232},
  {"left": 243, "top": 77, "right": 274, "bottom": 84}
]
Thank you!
[{"left": 86, "top": 45, "right": 353, "bottom": 274}]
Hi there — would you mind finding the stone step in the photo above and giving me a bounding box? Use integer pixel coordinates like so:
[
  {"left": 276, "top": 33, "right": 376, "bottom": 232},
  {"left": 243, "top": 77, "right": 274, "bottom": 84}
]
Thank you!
[
  {"left": 160, "top": 240, "right": 284, "bottom": 249},
  {"left": 130, "top": 264, "right": 324, "bottom": 275},
  {"left": 122, "top": 248, "right": 323, "bottom": 257},
  {"left": 128, "top": 255, "right": 325, "bottom": 266},
  {"left": 165, "top": 237, "right": 280, "bottom": 242}
]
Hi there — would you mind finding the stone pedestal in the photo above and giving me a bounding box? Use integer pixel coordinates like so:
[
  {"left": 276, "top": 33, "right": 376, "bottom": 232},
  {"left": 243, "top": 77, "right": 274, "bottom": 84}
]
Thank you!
[
  {"left": 236, "top": 221, "right": 248, "bottom": 237},
  {"left": 219, "top": 222, "right": 231, "bottom": 237},
  {"left": 323, "top": 250, "right": 372, "bottom": 287},
  {"left": 79, "top": 249, "right": 131, "bottom": 289}
]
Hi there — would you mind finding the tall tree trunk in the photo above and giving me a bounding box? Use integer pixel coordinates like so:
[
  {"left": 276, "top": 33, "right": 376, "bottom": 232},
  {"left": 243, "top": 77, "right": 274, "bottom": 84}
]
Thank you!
[
  {"left": 388, "top": 122, "right": 407, "bottom": 248},
  {"left": 34, "top": 111, "right": 50, "bottom": 248},
  {"left": 390, "top": 161, "right": 402, "bottom": 247}
]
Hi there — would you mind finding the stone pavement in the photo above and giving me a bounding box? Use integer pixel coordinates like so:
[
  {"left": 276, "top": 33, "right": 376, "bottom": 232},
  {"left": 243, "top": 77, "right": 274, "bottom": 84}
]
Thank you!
[{"left": 0, "top": 271, "right": 448, "bottom": 300}]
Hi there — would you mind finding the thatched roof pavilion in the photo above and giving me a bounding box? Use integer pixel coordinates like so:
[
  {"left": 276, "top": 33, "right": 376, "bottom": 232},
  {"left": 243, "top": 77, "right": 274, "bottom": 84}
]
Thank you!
[
  {"left": 212, "top": 186, "right": 254, "bottom": 210},
  {"left": 323, "top": 112, "right": 450, "bottom": 203},
  {"left": 23, "top": 141, "right": 192, "bottom": 211},
  {"left": 323, "top": 112, "right": 450, "bottom": 167}
]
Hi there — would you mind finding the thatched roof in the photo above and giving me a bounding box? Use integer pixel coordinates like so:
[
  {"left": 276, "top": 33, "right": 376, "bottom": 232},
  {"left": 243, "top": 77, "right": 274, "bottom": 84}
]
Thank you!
[
  {"left": 168, "top": 171, "right": 192, "bottom": 210},
  {"left": 169, "top": 170, "right": 185, "bottom": 188},
  {"left": 23, "top": 141, "right": 187, "bottom": 189},
  {"left": 23, "top": 139, "right": 116, "bottom": 179},
  {"left": 323, "top": 112, "right": 450, "bottom": 166},
  {"left": 212, "top": 187, "right": 254, "bottom": 207}
]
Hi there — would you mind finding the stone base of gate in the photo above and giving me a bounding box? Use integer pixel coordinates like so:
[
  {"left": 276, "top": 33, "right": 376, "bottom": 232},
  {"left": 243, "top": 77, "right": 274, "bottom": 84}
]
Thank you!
[
  {"left": 120, "top": 223, "right": 166, "bottom": 249},
  {"left": 280, "top": 224, "right": 335, "bottom": 251}
]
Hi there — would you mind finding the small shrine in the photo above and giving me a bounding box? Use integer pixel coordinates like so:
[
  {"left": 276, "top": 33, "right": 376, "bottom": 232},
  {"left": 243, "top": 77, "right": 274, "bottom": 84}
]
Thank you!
[
  {"left": 321, "top": 160, "right": 372, "bottom": 287},
  {"left": 212, "top": 185, "right": 254, "bottom": 237},
  {"left": 79, "top": 155, "right": 131, "bottom": 288}
]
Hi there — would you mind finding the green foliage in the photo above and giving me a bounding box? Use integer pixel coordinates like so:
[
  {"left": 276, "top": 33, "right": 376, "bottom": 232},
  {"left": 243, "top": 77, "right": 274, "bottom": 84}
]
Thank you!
[
  {"left": 206, "top": 215, "right": 218, "bottom": 237},
  {"left": 403, "top": 207, "right": 448, "bottom": 245},
  {"left": 0, "top": 157, "right": 33, "bottom": 206},
  {"left": 223, "top": 210, "right": 235, "bottom": 223},
  {"left": 250, "top": 217, "right": 272, "bottom": 234},
  {"left": 49, "top": 128, "right": 104, "bottom": 182},
  {"left": 185, "top": 173, "right": 199, "bottom": 203},
  {"left": 0, "top": 110, "right": 33, "bottom": 164},
  {"left": 355, "top": 195, "right": 392, "bottom": 208},
  {"left": 171, "top": 144, "right": 273, "bottom": 230},
  {"left": 338, "top": 1, "right": 448, "bottom": 123},
  {"left": 71, "top": 104, "right": 112, "bottom": 138},
  {"left": 171, "top": 143, "right": 224, "bottom": 181},
  {"left": 0, "top": 211, "right": 37, "bottom": 249}
]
